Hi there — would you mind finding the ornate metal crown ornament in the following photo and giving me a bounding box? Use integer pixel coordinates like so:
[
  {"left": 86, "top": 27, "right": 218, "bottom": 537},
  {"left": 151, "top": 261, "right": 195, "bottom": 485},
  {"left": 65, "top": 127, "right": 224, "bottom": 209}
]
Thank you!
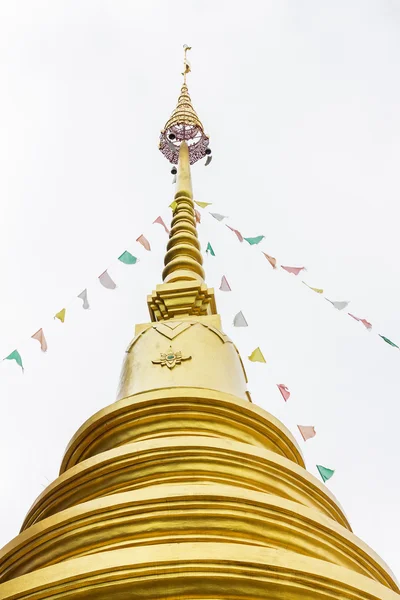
[{"left": 159, "top": 45, "right": 212, "bottom": 168}]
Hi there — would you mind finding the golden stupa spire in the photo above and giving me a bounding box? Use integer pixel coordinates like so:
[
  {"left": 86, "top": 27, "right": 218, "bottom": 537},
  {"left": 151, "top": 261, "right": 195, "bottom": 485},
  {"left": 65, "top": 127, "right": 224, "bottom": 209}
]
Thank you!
[
  {"left": 0, "top": 47, "right": 398, "bottom": 600},
  {"left": 148, "top": 46, "right": 215, "bottom": 321}
]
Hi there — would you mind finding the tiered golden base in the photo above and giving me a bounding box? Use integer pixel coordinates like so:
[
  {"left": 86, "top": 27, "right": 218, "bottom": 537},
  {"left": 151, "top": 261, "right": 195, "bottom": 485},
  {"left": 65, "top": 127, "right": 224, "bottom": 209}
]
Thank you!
[{"left": 0, "top": 388, "right": 398, "bottom": 599}]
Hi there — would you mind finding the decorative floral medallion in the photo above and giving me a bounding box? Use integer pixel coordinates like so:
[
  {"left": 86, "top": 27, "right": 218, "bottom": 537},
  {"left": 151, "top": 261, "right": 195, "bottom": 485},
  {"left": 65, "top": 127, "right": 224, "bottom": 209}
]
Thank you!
[{"left": 152, "top": 346, "right": 192, "bottom": 369}]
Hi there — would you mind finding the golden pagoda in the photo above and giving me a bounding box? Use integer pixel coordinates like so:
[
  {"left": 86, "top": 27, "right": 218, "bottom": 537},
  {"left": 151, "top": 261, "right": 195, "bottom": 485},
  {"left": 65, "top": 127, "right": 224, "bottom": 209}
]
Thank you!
[{"left": 0, "top": 48, "right": 399, "bottom": 600}]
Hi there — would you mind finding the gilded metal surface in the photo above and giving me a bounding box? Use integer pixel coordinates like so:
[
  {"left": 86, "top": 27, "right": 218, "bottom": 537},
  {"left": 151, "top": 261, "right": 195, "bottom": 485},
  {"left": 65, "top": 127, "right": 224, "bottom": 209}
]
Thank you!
[
  {"left": 60, "top": 388, "right": 306, "bottom": 472},
  {"left": 0, "top": 486, "right": 396, "bottom": 588},
  {"left": 23, "top": 437, "right": 351, "bottom": 530},
  {"left": 118, "top": 316, "right": 248, "bottom": 401},
  {"left": 162, "top": 143, "right": 204, "bottom": 284},
  {"left": 1, "top": 61, "right": 399, "bottom": 600},
  {"left": 149, "top": 141, "right": 217, "bottom": 320},
  {"left": 159, "top": 48, "right": 209, "bottom": 165},
  {"left": 0, "top": 544, "right": 399, "bottom": 600},
  {"left": 151, "top": 346, "right": 191, "bottom": 369}
]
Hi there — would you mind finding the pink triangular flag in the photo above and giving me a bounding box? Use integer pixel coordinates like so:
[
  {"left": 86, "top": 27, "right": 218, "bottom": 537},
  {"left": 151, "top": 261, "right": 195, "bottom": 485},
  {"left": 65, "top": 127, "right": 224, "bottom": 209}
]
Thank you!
[
  {"left": 31, "top": 328, "right": 47, "bottom": 352},
  {"left": 297, "top": 425, "right": 316, "bottom": 441},
  {"left": 219, "top": 276, "right": 231, "bottom": 292},
  {"left": 348, "top": 313, "right": 372, "bottom": 330},
  {"left": 277, "top": 383, "right": 290, "bottom": 402},
  {"left": 153, "top": 216, "right": 170, "bottom": 234},
  {"left": 226, "top": 225, "right": 243, "bottom": 242},
  {"left": 263, "top": 253, "right": 277, "bottom": 269},
  {"left": 98, "top": 270, "right": 117, "bottom": 290},
  {"left": 281, "top": 266, "right": 305, "bottom": 276},
  {"left": 136, "top": 234, "right": 151, "bottom": 251},
  {"left": 195, "top": 209, "right": 201, "bottom": 224}
]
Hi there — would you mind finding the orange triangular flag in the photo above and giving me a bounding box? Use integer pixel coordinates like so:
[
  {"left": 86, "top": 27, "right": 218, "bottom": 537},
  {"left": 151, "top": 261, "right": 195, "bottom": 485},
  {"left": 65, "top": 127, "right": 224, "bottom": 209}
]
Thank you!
[
  {"left": 31, "top": 328, "right": 48, "bottom": 352},
  {"left": 136, "top": 234, "right": 151, "bottom": 251},
  {"left": 297, "top": 425, "right": 316, "bottom": 441},
  {"left": 195, "top": 209, "right": 201, "bottom": 224},
  {"left": 263, "top": 253, "right": 277, "bottom": 269}
]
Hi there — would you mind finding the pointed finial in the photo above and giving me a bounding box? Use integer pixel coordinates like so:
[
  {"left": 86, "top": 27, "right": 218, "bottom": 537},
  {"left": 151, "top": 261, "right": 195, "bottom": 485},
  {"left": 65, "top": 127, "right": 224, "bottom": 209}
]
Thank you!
[
  {"left": 182, "top": 44, "right": 192, "bottom": 84},
  {"left": 159, "top": 45, "right": 210, "bottom": 166}
]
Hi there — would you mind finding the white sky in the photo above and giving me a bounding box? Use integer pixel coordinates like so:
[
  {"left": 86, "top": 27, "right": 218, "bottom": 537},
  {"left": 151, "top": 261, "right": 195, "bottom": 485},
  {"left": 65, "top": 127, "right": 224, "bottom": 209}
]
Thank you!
[{"left": 0, "top": 0, "right": 399, "bottom": 581}]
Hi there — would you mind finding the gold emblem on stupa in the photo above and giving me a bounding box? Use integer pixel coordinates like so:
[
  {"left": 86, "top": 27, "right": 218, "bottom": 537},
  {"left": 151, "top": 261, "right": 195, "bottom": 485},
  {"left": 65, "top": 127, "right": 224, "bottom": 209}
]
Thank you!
[{"left": 152, "top": 346, "right": 192, "bottom": 369}]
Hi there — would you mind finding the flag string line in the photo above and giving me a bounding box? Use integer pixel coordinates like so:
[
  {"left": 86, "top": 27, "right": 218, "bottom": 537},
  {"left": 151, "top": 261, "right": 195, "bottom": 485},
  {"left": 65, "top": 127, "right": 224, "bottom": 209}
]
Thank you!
[
  {"left": 196, "top": 205, "right": 399, "bottom": 353},
  {"left": 203, "top": 239, "right": 325, "bottom": 481},
  {"left": 1, "top": 202, "right": 333, "bottom": 483},
  {"left": 0, "top": 215, "right": 172, "bottom": 372}
]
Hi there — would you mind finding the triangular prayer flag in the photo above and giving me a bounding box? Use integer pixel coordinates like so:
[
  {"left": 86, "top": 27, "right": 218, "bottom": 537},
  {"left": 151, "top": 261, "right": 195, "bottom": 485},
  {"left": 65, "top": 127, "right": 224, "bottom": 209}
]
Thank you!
[
  {"left": 277, "top": 384, "right": 290, "bottom": 402},
  {"left": 219, "top": 276, "right": 231, "bottom": 292},
  {"left": 78, "top": 289, "right": 90, "bottom": 310},
  {"left": 153, "top": 216, "right": 170, "bottom": 234},
  {"left": 169, "top": 201, "right": 177, "bottom": 211},
  {"left": 226, "top": 225, "right": 244, "bottom": 242},
  {"left": 297, "top": 425, "right": 316, "bottom": 442},
  {"left": 194, "top": 201, "right": 211, "bottom": 209},
  {"left": 302, "top": 281, "right": 323, "bottom": 294},
  {"left": 348, "top": 313, "right": 372, "bottom": 330},
  {"left": 206, "top": 242, "right": 215, "bottom": 256},
  {"left": 244, "top": 235, "right": 265, "bottom": 246},
  {"left": 210, "top": 213, "right": 227, "bottom": 222},
  {"left": 31, "top": 328, "right": 47, "bottom": 352},
  {"left": 379, "top": 335, "right": 399, "bottom": 349},
  {"left": 118, "top": 250, "right": 137, "bottom": 265},
  {"left": 325, "top": 299, "right": 349, "bottom": 311},
  {"left": 195, "top": 209, "right": 201, "bottom": 224},
  {"left": 136, "top": 234, "right": 151, "bottom": 251},
  {"left": 281, "top": 266, "right": 305, "bottom": 276},
  {"left": 98, "top": 270, "right": 117, "bottom": 290},
  {"left": 317, "top": 465, "right": 335, "bottom": 483},
  {"left": 233, "top": 311, "right": 248, "bottom": 327},
  {"left": 262, "top": 253, "right": 277, "bottom": 269},
  {"left": 248, "top": 347, "right": 266, "bottom": 363},
  {"left": 55, "top": 308, "right": 66, "bottom": 323},
  {"left": 4, "top": 349, "right": 24, "bottom": 371}
]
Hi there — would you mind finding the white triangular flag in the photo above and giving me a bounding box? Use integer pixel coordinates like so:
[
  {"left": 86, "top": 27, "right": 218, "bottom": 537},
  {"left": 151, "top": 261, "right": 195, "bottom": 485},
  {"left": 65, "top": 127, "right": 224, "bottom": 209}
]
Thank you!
[
  {"left": 78, "top": 289, "right": 90, "bottom": 309},
  {"left": 98, "top": 270, "right": 116, "bottom": 290},
  {"left": 325, "top": 299, "right": 349, "bottom": 311},
  {"left": 233, "top": 311, "right": 248, "bottom": 327},
  {"left": 210, "top": 213, "right": 227, "bottom": 222},
  {"left": 219, "top": 276, "right": 231, "bottom": 292},
  {"left": 31, "top": 328, "right": 47, "bottom": 352}
]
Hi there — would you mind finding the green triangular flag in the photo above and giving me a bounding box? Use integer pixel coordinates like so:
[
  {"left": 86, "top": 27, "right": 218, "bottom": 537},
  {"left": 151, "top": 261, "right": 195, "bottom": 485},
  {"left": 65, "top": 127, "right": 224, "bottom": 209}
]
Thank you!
[
  {"left": 244, "top": 235, "right": 265, "bottom": 246},
  {"left": 379, "top": 335, "right": 399, "bottom": 349},
  {"left": 118, "top": 250, "right": 137, "bottom": 265},
  {"left": 206, "top": 242, "right": 215, "bottom": 256},
  {"left": 5, "top": 349, "right": 24, "bottom": 372},
  {"left": 316, "top": 465, "right": 334, "bottom": 483}
]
